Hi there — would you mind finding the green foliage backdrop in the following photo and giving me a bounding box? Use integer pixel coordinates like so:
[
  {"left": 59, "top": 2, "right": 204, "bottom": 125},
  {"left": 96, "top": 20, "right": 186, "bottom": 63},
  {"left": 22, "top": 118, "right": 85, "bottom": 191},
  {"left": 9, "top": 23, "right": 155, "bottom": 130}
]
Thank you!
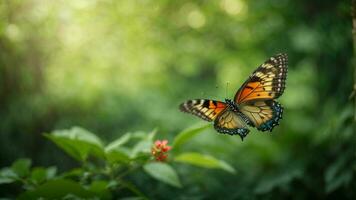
[{"left": 0, "top": 0, "right": 355, "bottom": 199}]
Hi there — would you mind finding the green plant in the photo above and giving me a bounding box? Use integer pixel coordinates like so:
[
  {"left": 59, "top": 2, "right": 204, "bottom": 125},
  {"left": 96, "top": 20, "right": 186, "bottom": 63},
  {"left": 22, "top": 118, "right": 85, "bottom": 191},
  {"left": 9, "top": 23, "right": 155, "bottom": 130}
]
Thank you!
[{"left": 0, "top": 124, "right": 235, "bottom": 199}]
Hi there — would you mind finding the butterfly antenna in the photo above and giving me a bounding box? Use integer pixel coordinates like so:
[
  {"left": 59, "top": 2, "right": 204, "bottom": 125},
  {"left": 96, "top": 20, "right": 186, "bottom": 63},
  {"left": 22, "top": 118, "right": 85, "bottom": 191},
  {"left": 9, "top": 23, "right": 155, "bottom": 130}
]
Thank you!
[{"left": 225, "top": 82, "right": 229, "bottom": 98}]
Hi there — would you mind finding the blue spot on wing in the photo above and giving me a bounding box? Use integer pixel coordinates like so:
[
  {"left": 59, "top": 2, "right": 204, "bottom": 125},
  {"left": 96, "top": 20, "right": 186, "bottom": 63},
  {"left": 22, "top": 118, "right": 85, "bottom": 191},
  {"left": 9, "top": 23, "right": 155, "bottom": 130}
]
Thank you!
[{"left": 257, "top": 102, "right": 283, "bottom": 132}]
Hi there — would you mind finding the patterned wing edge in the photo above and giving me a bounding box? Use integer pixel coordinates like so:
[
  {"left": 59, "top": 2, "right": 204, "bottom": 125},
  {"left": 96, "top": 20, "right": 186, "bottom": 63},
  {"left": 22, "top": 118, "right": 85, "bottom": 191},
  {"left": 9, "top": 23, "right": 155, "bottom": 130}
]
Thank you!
[
  {"left": 179, "top": 99, "right": 227, "bottom": 122},
  {"left": 256, "top": 101, "right": 283, "bottom": 132},
  {"left": 234, "top": 53, "right": 288, "bottom": 103},
  {"left": 213, "top": 109, "right": 250, "bottom": 140}
]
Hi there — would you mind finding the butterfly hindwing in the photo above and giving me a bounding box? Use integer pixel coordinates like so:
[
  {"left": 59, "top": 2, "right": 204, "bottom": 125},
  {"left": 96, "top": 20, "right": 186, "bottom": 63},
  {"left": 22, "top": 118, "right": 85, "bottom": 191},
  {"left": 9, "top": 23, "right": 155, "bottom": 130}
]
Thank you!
[
  {"left": 234, "top": 53, "right": 288, "bottom": 104},
  {"left": 213, "top": 109, "right": 250, "bottom": 140},
  {"left": 179, "top": 99, "right": 227, "bottom": 122},
  {"left": 240, "top": 100, "right": 283, "bottom": 132}
]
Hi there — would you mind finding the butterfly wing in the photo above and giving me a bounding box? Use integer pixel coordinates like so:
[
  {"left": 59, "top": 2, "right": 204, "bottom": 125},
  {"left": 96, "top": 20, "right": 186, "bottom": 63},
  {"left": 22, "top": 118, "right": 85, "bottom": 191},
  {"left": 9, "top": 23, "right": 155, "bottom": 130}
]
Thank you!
[
  {"left": 234, "top": 53, "right": 288, "bottom": 104},
  {"left": 239, "top": 100, "right": 283, "bottom": 132},
  {"left": 214, "top": 109, "right": 250, "bottom": 140},
  {"left": 179, "top": 99, "right": 227, "bottom": 122}
]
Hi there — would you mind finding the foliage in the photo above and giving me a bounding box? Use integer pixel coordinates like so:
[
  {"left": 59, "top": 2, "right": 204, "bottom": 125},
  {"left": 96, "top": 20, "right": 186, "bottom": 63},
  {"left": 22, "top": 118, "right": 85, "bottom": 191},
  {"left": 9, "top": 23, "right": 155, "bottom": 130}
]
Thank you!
[{"left": 0, "top": 125, "right": 235, "bottom": 199}]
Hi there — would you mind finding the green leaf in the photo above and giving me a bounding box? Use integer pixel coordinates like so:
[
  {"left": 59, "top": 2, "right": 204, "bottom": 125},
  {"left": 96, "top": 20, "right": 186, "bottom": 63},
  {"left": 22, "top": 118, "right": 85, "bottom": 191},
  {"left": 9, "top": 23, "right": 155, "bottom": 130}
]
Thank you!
[
  {"left": 61, "top": 168, "right": 84, "bottom": 178},
  {"left": 325, "top": 156, "right": 352, "bottom": 193},
  {"left": 174, "top": 152, "right": 236, "bottom": 174},
  {"left": 143, "top": 162, "right": 182, "bottom": 188},
  {"left": 172, "top": 124, "right": 209, "bottom": 149},
  {"left": 107, "top": 180, "right": 119, "bottom": 189},
  {"left": 0, "top": 168, "right": 18, "bottom": 184},
  {"left": 30, "top": 167, "right": 47, "bottom": 184},
  {"left": 254, "top": 168, "right": 302, "bottom": 194},
  {"left": 0, "top": 176, "right": 16, "bottom": 184},
  {"left": 18, "top": 179, "right": 95, "bottom": 200},
  {"left": 326, "top": 170, "right": 352, "bottom": 193},
  {"left": 105, "top": 133, "right": 131, "bottom": 152},
  {"left": 147, "top": 128, "right": 157, "bottom": 142},
  {"left": 45, "top": 126, "right": 105, "bottom": 161},
  {"left": 106, "top": 147, "right": 131, "bottom": 164},
  {"left": 30, "top": 167, "right": 56, "bottom": 185},
  {"left": 45, "top": 167, "right": 57, "bottom": 180},
  {"left": 131, "top": 131, "right": 147, "bottom": 140},
  {"left": 11, "top": 158, "right": 32, "bottom": 178},
  {"left": 131, "top": 140, "right": 152, "bottom": 158},
  {"left": 89, "top": 180, "right": 112, "bottom": 200}
]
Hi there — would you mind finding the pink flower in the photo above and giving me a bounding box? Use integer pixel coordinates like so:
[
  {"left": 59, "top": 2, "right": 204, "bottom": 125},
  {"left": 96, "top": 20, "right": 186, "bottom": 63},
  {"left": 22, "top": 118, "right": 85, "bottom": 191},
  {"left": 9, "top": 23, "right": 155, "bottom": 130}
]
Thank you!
[{"left": 151, "top": 139, "right": 172, "bottom": 162}]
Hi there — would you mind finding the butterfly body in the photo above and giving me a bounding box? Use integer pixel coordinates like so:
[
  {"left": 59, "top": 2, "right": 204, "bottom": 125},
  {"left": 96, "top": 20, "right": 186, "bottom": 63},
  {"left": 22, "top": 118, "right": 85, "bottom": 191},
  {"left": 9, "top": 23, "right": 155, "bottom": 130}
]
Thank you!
[
  {"left": 224, "top": 99, "right": 239, "bottom": 112},
  {"left": 179, "top": 53, "right": 288, "bottom": 141}
]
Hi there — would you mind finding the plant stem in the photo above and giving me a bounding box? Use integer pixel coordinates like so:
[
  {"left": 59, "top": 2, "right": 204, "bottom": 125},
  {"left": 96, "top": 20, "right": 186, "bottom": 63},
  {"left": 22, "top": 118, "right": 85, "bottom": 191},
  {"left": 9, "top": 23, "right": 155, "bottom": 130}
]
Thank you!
[{"left": 117, "top": 164, "right": 140, "bottom": 180}]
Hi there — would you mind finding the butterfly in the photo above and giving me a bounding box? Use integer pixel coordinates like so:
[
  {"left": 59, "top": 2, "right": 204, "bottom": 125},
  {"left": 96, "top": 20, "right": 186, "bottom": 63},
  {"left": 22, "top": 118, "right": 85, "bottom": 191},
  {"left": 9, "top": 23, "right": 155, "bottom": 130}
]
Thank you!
[{"left": 179, "top": 53, "right": 288, "bottom": 141}]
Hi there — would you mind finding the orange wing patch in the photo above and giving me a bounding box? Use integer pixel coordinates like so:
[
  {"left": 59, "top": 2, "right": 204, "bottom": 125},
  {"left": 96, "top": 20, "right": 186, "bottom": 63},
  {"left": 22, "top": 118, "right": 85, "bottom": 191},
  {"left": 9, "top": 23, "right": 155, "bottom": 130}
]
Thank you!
[
  {"left": 236, "top": 81, "right": 277, "bottom": 103},
  {"left": 234, "top": 53, "right": 288, "bottom": 104},
  {"left": 179, "top": 99, "right": 227, "bottom": 122},
  {"left": 209, "top": 101, "right": 226, "bottom": 114}
]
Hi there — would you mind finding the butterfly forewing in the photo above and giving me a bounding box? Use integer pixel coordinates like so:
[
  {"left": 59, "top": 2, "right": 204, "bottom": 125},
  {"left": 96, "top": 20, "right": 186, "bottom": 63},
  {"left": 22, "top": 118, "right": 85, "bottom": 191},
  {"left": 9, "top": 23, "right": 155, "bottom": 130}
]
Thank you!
[
  {"left": 179, "top": 99, "right": 227, "bottom": 122},
  {"left": 234, "top": 53, "right": 288, "bottom": 104}
]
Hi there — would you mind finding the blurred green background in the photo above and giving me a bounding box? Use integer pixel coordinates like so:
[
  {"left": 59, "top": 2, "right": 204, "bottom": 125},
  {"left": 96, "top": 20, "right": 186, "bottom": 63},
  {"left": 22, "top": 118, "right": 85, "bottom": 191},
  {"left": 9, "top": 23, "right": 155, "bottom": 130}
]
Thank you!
[{"left": 0, "top": 0, "right": 355, "bottom": 199}]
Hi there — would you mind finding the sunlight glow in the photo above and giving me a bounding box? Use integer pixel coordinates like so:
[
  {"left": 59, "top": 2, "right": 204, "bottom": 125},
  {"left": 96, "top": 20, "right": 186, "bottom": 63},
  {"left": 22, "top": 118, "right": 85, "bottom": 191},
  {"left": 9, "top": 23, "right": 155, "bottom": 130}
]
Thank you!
[
  {"left": 187, "top": 9, "right": 206, "bottom": 29},
  {"left": 220, "top": 0, "right": 247, "bottom": 16},
  {"left": 5, "top": 24, "right": 22, "bottom": 42}
]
